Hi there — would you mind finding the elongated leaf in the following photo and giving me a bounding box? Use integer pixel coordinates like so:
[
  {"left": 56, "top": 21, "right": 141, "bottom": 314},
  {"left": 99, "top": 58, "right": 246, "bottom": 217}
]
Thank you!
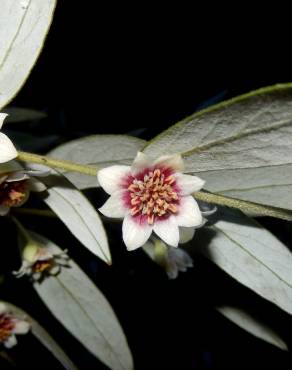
[
  {"left": 143, "top": 83, "right": 292, "bottom": 210},
  {"left": 3, "top": 301, "right": 77, "bottom": 370},
  {"left": 48, "top": 135, "right": 146, "bottom": 189},
  {"left": 194, "top": 208, "right": 292, "bottom": 314},
  {"left": 40, "top": 172, "right": 111, "bottom": 264},
  {"left": 0, "top": 0, "right": 56, "bottom": 109},
  {"left": 31, "top": 232, "right": 133, "bottom": 370},
  {"left": 216, "top": 305, "right": 288, "bottom": 351}
]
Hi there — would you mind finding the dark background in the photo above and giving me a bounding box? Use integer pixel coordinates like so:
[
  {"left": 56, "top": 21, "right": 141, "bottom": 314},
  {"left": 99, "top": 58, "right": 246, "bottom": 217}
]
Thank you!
[{"left": 1, "top": 1, "right": 292, "bottom": 369}]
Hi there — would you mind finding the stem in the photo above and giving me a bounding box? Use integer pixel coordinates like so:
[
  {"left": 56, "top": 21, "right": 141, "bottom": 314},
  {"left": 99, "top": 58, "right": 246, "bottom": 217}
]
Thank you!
[
  {"left": 194, "top": 191, "right": 292, "bottom": 222},
  {"left": 17, "top": 151, "right": 97, "bottom": 176},
  {"left": 13, "top": 208, "right": 56, "bottom": 218},
  {"left": 16, "top": 152, "right": 292, "bottom": 222}
]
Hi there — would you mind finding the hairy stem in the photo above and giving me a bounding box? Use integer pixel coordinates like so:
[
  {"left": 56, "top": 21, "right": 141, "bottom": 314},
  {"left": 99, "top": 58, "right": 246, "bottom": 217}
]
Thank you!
[{"left": 18, "top": 151, "right": 97, "bottom": 176}]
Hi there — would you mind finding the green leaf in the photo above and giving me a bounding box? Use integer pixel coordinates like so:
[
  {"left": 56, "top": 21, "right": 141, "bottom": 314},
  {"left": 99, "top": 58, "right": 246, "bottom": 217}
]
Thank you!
[
  {"left": 143, "top": 83, "right": 292, "bottom": 210},
  {"left": 48, "top": 135, "right": 146, "bottom": 189},
  {"left": 216, "top": 305, "right": 288, "bottom": 351},
  {"left": 0, "top": 1, "right": 56, "bottom": 109},
  {"left": 194, "top": 208, "right": 292, "bottom": 314},
  {"left": 40, "top": 171, "right": 111, "bottom": 264},
  {"left": 2, "top": 301, "right": 77, "bottom": 370},
  {"left": 31, "top": 232, "right": 134, "bottom": 370}
]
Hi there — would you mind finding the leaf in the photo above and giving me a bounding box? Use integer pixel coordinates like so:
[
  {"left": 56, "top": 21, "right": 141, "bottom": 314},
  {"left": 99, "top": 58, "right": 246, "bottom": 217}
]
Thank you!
[
  {"left": 48, "top": 135, "right": 146, "bottom": 189},
  {"left": 216, "top": 305, "right": 288, "bottom": 351},
  {"left": 39, "top": 172, "right": 111, "bottom": 264},
  {"left": 143, "top": 83, "right": 292, "bottom": 210},
  {"left": 0, "top": 0, "right": 56, "bottom": 109},
  {"left": 194, "top": 208, "right": 292, "bottom": 314},
  {"left": 2, "top": 107, "right": 47, "bottom": 122},
  {"left": 3, "top": 301, "right": 77, "bottom": 370},
  {"left": 31, "top": 232, "right": 133, "bottom": 370}
]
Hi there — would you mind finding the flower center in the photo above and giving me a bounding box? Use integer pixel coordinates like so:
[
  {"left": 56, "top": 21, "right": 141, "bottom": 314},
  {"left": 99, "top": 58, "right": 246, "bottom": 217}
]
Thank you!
[
  {"left": 0, "top": 314, "right": 15, "bottom": 343},
  {"left": 32, "top": 259, "right": 55, "bottom": 273},
  {"left": 127, "top": 168, "right": 179, "bottom": 224},
  {"left": 0, "top": 178, "right": 28, "bottom": 207}
]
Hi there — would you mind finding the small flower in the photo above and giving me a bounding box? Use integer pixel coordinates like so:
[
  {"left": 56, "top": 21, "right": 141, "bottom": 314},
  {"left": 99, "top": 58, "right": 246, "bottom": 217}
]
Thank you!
[
  {"left": 0, "top": 161, "right": 49, "bottom": 216},
  {"left": 98, "top": 152, "right": 205, "bottom": 250},
  {"left": 14, "top": 243, "right": 69, "bottom": 281},
  {"left": 143, "top": 238, "right": 194, "bottom": 279},
  {"left": 0, "top": 113, "right": 18, "bottom": 163},
  {"left": 0, "top": 303, "right": 30, "bottom": 348}
]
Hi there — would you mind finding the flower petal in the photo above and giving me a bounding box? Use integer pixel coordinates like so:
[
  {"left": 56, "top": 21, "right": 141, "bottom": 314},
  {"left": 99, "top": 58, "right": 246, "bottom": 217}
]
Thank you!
[
  {"left": 131, "top": 152, "right": 153, "bottom": 174},
  {"left": 176, "top": 173, "right": 205, "bottom": 195},
  {"left": 175, "top": 196, "right": 202, "bottom": 227},
  {"left": 0, "top": 161, "right": 22, "bottom": 175},
  {"left": 6, "top": 171, "right": 30, "bottom": 182},
  {"left": 0, "top": 205, "right": 10, "bottom": 216},
  {"left": 97, "top": 165, "right": 131, "bottom": 195},
  {"left": 0, "top": 302, "right": 7, "bottom": 314},
  {"left": 154, "top": 154, "right": 184, "bottom": 171},
  {"left": 153, "top": 215, "right": 179, "bottom": 247},
  {"left": 122, "top": 214, "right": 153, "bottom": 251},
  {"left": 179, "top": 227, "right": 195, "bottom": 244},
  {"left": 0, "top": 133, "right": 18, "bottom": 163},
  {"left": 0, "top": 113, "right": 8, "bottom": 129},
  {"left": 4, "top": 335, "right": 17, "bottom": 348},
  {"left": 99, "top": 191, "right": 127, "bottom": 218},
  {"left": 13, "top": 320, "right": 30, "bottom": 335},
  {"left": 28, "top": 178, "right": 47, "bottom": 192}
]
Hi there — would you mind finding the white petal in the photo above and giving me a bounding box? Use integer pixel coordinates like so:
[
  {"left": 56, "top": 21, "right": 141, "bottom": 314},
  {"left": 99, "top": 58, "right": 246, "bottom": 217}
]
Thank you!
[
  {"left": 0, "top": 113, "right": 8, "bottom": 129},
  {"left": 97, "top": 165, "right": 131, "bottom": 195},
  {"left": 28, "top": 178, "right": 47, "bottom": 192},
  {"left": 165, "top": 258, "right": 179, "bottom": 279},
  {"left": 4, "top": 335, "right": 17, "bottom": 348},
  {"left": 176, "top": 173, "right": 205, "bottom": 195},
  {"left": 122, "top": 214, "right": 153, "bottom": 251},
  {"left": 154, "top": 154, "right": 184, "bottom": 171},
  {"left": 0, "top": 161, "right": 22, "bottom": 175},
  {"left": 175, "top": 196, "right": 202, "bottom": 227},
  {"left": 171, "top": 248, "right": 193, "bottom": 271},
  {"left": 99, "top": 191, "right": 127, "bottom": 218},
  {"left": 25, "top": 169, "right": 51, "bottom": 177},
  {"left": 13, "top": 320, "right": 30, "bottom": 335},
  {"left": 50, "top": 265, "right": 61, "bottom": 275},
  {"left": 0, "top": 133, "right": 18, "bottom": 163},
  {"left": 0, "top": 205, "right": 9, "bottom": 216},
  {"left": 6, "top": 171, "right": 30, "bottom": 182},
  {"left": 131, "top": 152, "right": 153, "bottom": 174},
  {"left": 0, "top": 302, "right": 7, "bottom": 314},
  {"left": 201, "top": 206, "right": 217, "bottom": 216},
  {"left": 153, "top": 216, "right": 179, "bottom": 247},
  {"left": 179, "top": 227, "right": 195, "bottom": 244}
]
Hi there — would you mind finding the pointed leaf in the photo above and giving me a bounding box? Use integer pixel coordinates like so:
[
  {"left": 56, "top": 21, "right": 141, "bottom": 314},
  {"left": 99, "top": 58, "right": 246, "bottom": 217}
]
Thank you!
[
  {"left": 3, "top": 301, "right": 77, "bottom": 370},
  {"left": 143, "top": 83, "right": 292, "bottom": 210},
  {"left": 48, "top": 135, "right": 146, "bottom": 189},
  {"left": 40, "top": 172, "right": 111, "bottom": 264},
  {"left": 0, "top": 0, "right": 56, "bottom": 109},
  {"left": 195, "top": 208, "right": 292, "bottom": 314},
  {"left": 31, "top": 232, "right": 133, "bottom": 370},
  {"left": 217, "top": 305, "right": 288, "bottom": 351}
]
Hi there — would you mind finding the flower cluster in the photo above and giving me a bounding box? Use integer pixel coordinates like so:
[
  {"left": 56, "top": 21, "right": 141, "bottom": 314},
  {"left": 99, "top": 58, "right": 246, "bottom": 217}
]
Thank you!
[
  {"left": 0, "top": 303, "right": 30, "bottom": 348},
  {"left": 98, "top": 152, "right": 205, "bottom": 250},
  {"left": 0, "top": 161, "right": 48, "bottom": 216},
  {"left": 15, "top": 243, "right": 69, "bottom": 281}
]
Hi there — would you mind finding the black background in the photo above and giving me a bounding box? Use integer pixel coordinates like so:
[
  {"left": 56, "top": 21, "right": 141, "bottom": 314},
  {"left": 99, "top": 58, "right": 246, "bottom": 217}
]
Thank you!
[{"left": 1, "top": 1, "right": 292, "bottom": 369}]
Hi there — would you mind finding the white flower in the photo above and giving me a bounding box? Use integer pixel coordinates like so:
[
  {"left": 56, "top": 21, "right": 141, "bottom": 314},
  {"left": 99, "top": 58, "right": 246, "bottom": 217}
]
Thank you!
[
  {"left": 143, "top": 238, "right": 193, "bottom": 279},
  {"left": 0, "top": 161, "right": 49, "bottom": 216},
  {"left": 0, "top": 302, "right": 30, "bottom": 348},
  {"left": 14, "top": 243, "right": 69, "bottom": 281},
  {"left": 98, "top": 152, "right": 205, "bottom": 250},
  {"left": 0, "top": 113, "right": 17, "bottom": 163}
]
